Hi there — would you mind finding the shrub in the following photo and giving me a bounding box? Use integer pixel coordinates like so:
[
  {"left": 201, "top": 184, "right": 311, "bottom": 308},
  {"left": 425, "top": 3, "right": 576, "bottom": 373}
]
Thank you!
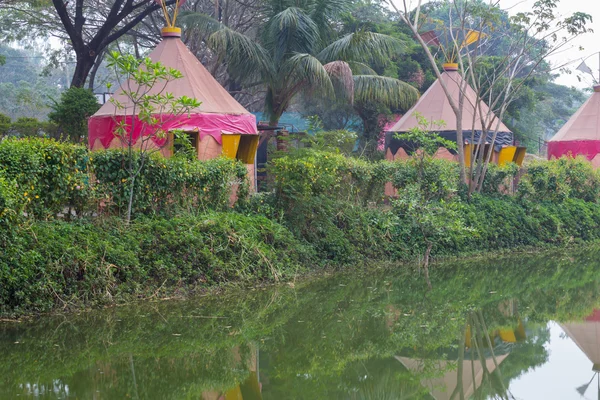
[
  {"left": 0, "top": 212, "right": 313, "bottom": 316},
  {"left": 48, "top": 87, "right": 100, "bottom": 143},
  {"left": 9, "top": 117, "right": 60, "bottom": 138},
  {"left": 0, "top": 173, "right": 23, "bottom": 243},
  {"left": 392, "top": 157, "right": 460, "bottom": 201},
  {"left": 0, "top": 113, "right": 10, "bottom": 137},
  {"left": 91, "top": 150, "right": 249, "bottom": 217},
  {"left": 268, "top": 149, "right": 390, "bottom": 207},
  {"left": 480, "top": 162, "right": 519, "bottom": 196},
  {"left": 0, "top": 138, "right": 90, "bottom": 219},
  {"left": 518, "top": 157, "right": 600, "bottom": 203}
]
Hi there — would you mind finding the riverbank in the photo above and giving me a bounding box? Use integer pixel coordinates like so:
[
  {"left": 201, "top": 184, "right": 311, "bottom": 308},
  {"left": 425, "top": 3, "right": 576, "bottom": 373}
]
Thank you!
[
  {"left": 3, "top": 139, "right": 600, "bottom": 317},
  {"left": 3, "top": 198, "right": 600, "bottom": 318}
]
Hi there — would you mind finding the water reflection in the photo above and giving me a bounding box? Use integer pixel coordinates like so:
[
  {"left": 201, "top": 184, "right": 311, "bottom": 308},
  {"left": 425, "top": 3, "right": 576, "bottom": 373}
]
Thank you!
[
  {"left": 2, "top": 248, "right": 600, "bottom": 398},
  {"left": 561, "top": 310, "right": 600, "bottom": 399}
]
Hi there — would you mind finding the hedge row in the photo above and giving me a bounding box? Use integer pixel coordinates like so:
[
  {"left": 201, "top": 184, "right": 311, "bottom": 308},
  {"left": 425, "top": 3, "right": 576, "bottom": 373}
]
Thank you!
[{"left": 0, "top": 138, "right": 248, "bottom": 219}]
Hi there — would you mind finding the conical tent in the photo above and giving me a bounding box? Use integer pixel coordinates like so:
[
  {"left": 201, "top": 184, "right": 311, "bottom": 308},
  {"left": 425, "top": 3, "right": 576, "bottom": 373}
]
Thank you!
[
  {"left": 388, "top": 65, "right": 512, "bottom": 136},
  {"left": 548, "top": 85, "right": 600, "bottom": 162},
  {"left": 385, "top": 64, "right": 520, "bottom": 167},
  {"left": 560, "top": 309, "right": 600, "bottom": 370},
  {"left": 88, "top": 28, "right": 259, "bottom": 177},
  {"left": 396, "top": 355, "right": 509, "bottom": 400}
]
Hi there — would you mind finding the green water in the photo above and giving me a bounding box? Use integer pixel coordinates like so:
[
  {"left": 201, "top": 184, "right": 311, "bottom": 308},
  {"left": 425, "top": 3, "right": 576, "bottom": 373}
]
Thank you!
[{"left": 3, "top": 248, "right": 600, "bottom": 399}]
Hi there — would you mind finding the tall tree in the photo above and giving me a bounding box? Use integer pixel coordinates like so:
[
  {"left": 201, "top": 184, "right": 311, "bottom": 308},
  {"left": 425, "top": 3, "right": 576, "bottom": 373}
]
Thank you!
[
  {"left": 0, "top": 0, "right": 175, "bottom": 88},
  {"left": 388, "top": 0, "right": 591, "bottom": 192},
  {"left": 180, "top": 0, "right": 420, "bottom": 146}
]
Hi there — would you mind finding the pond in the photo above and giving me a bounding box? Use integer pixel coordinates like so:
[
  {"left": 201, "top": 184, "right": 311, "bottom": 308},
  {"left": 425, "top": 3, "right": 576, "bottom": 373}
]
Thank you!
[{"left": 2, "top": 247, "right": 600, "bottom": 399}]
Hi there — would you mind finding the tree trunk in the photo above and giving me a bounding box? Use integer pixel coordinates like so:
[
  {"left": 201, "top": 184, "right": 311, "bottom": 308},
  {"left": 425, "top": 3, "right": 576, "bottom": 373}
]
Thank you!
[
  {"left": 87, "top": 50, "right": 104, "bottom": 91},
  {"left": 71, "top": 52, "right": 96, "bottom": 88},
  {"left": 126, "top": 174, "right": 136, "bottom": 223}
]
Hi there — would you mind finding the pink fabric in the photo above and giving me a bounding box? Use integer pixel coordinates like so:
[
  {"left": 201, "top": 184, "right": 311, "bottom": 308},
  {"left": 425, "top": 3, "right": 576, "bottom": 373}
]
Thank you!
[
  {"left": 88, "top": 112, "right": 257, "bottom": 149},
  {"left": 547, "top": 140, "right": 600, "bottom": 160}
]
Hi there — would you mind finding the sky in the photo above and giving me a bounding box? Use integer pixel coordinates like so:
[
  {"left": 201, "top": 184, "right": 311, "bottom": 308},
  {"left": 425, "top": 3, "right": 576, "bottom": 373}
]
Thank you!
[
  {"left": 501, "top": 0, "right": 600, "bottom": 88},
  {"left": 390, "top": 0, "right": 600, "bottom": 88}
]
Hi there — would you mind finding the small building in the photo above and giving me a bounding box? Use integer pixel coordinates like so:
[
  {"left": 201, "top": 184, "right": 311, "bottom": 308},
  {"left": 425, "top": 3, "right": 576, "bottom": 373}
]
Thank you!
[
  {"left": 548, "top": 85, "right": 600, "bottom": 165},
  {"left": 88, "top": 27, "right": 259, "bottom": 185},
  {"left": 385, "top": 63, "right": 526, "bottom": 168}
]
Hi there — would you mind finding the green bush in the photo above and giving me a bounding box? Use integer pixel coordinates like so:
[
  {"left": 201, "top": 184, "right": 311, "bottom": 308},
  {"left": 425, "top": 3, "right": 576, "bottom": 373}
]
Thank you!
[
  {"left": 518, "top": 157, "right": 600, "bottom": 202},
  {"left": 48, "top": 87, "right": 100, "bottom": 143},
  {"left": 9, "top": 117, "right": 60, "bottom": 139},
  {"left": 0, "top": 138, "right": 90, "bottom": 219},
  {"left": 268, "top": 149, "right": 392, "bottom": 207},
  {"left": 480, "top": 162, "right": 519, "bottom": 195},
  {"left": 392, "top": 157, "right": 460, "bottom": 201},
  {"left": 0, "top": 113, "right": 10, "bottom": 137},
  {"left": 0, "top": 212, "right": 313, "bottom": 316},
  {"left": 0, "top": 173, "right": 23, "bottom": 242},
  {"left": 91, "top": 150, "right": 249, "bottom": 217}
]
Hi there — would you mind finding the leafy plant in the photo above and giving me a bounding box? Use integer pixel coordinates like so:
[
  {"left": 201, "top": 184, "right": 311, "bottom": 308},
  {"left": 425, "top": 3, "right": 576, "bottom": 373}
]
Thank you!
[
  {"left": 48, "top": 87, "right": 100, "bottom": 143},
  {"left": 105, "top": 51, "right": 201, "bottom": 222}
]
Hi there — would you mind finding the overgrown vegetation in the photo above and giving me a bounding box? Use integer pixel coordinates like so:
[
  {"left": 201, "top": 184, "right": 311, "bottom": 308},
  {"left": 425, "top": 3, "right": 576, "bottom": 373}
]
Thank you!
[{"left": 2, "top": 138, "right": 600, "bottom": 315}]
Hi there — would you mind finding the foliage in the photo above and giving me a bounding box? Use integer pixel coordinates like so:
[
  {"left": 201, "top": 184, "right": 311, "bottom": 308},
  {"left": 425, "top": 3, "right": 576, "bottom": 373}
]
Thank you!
[
  {"left": 0, "top": 212, "right": 312, "bottom": 316},
  {"left": 0, "top": 173, "right": 22, "bottom": 243},
  {"left": 91, "top": 150, "right": 249, "bottom": 217},
  {"left": 299, "top": 116, "right": 358, "bottom": 154},
  {"left": 105, "top": 51, "right": 202, "bottom": 222},
  {"left": 0, "top": 0, "right": 171, "bottom": 87},
  {"left": 180, "top": 0, "right": 419, "bottom": 131},
  {"left": 0, "top": 45, "right": 64, "bottom": 121},
  {"left": 48, "top": 87, "right": 100, "bottom": 143},
  {"left": 0, "top": 138, "right": 90, "bottom": 219},
  {"left": 392, "top": 157, "right": 460, "bottom": 202},
  {"left": 394, "top": 112, "right": 456, "bottom": 157},
  {"left": 518, "top": 156, "right": 600, "bottom": 203},
  {"left": 6, "top": 117, "right": 60, "bottom": 139},
  {"left": 480, "top": 162, "right": 519, "bottom": 196},
  {"left": 0, "top": 113, "right": 9, "bottom": 136},
  {"left": 267, "top": 149, "right": 391, "bottom": 206}
]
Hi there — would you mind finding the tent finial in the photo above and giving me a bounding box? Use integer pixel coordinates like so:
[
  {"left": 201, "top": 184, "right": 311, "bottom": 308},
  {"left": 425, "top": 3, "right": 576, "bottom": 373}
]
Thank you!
[{"left": 156, "top": 0, "right": 186, "bottom": 34}]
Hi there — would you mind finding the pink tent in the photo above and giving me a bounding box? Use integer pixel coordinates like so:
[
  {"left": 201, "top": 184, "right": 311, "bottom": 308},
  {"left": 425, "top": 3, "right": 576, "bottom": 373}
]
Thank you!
[
  {"left": 88, "top": 28, "right": 259, "bottom": 177},
  {"left": 547, "top": 85, "right": 600, "bottom": 161}
]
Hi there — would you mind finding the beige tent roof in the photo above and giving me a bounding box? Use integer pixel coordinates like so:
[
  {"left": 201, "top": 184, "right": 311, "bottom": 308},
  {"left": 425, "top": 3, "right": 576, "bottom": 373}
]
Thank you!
[
  {"left": 548, "top": 86, "right": 600, "bottom": 142},
  {"left": 396, "top": 354, "right": 509, "bottom": 400},
  {"left": 560, "top": 320, "right": 600, "bottom": 366},
  {"left": 388, "top": 69, "right": 511, "bottom": 134},
  {"left": 94, "top": 36, "right": 251, "bottom": 117}
]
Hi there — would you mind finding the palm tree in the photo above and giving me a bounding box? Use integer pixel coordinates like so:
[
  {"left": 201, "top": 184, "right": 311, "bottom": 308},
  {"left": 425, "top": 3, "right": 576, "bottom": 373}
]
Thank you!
[{"left": 180, "top": 0, "right": 419, "bottom": 146}]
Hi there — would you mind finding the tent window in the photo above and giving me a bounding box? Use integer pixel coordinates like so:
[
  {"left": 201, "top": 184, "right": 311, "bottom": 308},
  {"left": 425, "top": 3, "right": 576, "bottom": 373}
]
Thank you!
[
  {"left": 173, "top": 131, "right": 199, "bottom": 155},
  {"left": 236, "top": 135, "right": 259, "bottom": 164}
]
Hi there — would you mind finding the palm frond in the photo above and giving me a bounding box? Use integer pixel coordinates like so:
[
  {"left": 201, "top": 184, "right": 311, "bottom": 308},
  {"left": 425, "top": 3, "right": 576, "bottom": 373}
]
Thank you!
[
  {"left": 347, "top": 61, "right": 378, "bottom": 75},
  {"left": 354, "top": 75, "right": 419, "bottom": 111},
  {"left": 309, "top": 0, "right": 354, "bottom": 43},
  {"left": 178, "top": 11, "right": 222, "bottom": 38},
  {"left": 281, "top": 53, "right": 335, "bottom": 98},
  {"left": 317, "top": 31, "right": 406, "bottom": 65},
  {"left": 324, "top": 61, "right": 354, "bottom": 103},
  {"left": 209, "top": 28, "right": 273, "bottom": 83},
  {"left": 265, "top": 7, "right": 320, "bottom": 63}
]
